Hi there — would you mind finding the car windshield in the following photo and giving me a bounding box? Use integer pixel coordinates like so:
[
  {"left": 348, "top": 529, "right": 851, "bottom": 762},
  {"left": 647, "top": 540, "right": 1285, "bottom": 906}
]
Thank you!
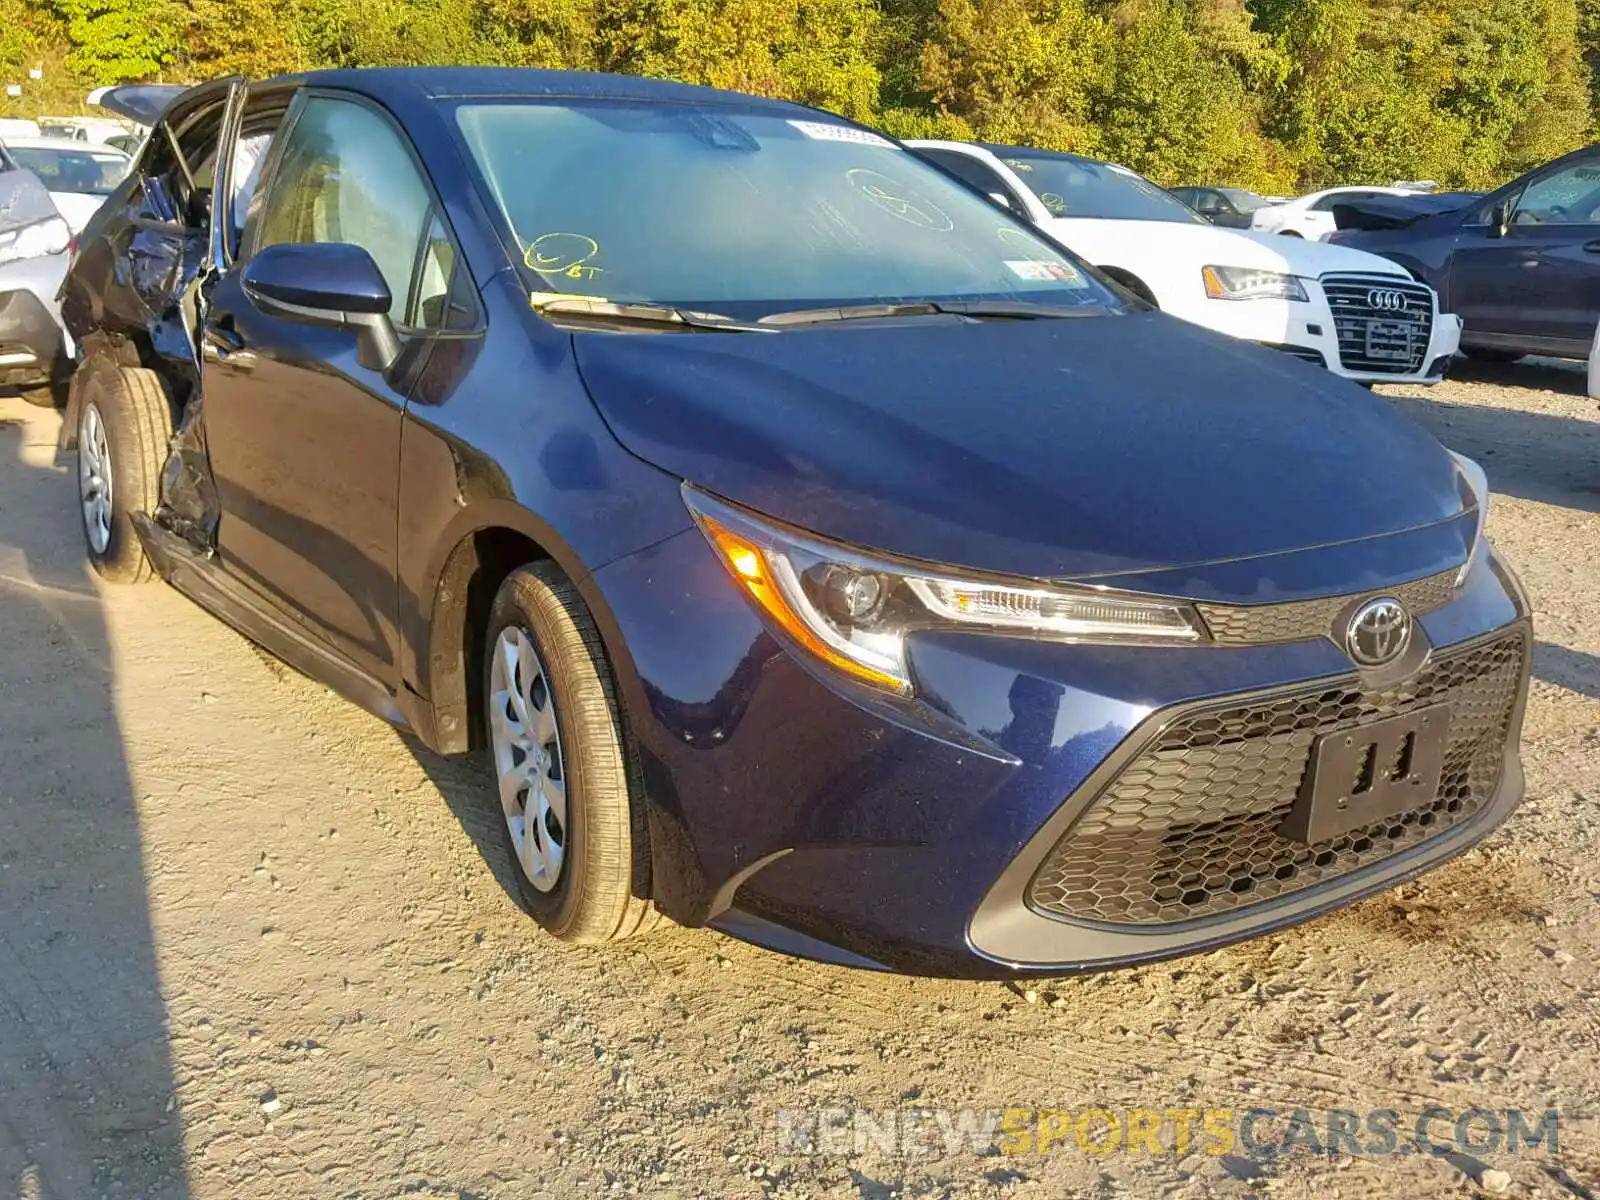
[
  {"left": 1218, "top": 188, "right": 1269, "bottom": 213},
  {"left": 995, "top": 150, "right": 1205, "bottom": 224},
  {"left": 451, "top": 101, "right": 1123, "bottom": 315},
  {"left": 6, "top": 145, "right": 129, "bottom": 196}
]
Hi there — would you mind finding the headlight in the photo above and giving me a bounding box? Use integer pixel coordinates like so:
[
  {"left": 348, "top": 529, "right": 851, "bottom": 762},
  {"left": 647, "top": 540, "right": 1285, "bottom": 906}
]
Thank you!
[
  {"left": 1450, "top": 449, "right": 1490, "bottom": 586},
  {"left": 1201, "top": 265, "right": 1308, "bottom": 302},
  {"left": 0, "top": 216, "right": 70, "bottom": 267},
  {"left": 684, "top": 486, "right": 1203, "bottom": 694}
]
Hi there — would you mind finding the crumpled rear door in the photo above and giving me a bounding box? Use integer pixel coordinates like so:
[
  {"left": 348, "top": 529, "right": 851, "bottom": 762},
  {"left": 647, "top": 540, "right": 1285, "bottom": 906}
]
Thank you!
[{"left": 152, "top": 78, "right": 246, "bottom": 549}]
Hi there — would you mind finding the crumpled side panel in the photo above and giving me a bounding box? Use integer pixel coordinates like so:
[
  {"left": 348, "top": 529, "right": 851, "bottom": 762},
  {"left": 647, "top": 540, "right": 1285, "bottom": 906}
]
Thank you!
[
  {"left": 155, "top": 389, "right": 218, "bottom": 548},
  {"left": 150, "top": 232, "right": 219, "bottom": 551}
]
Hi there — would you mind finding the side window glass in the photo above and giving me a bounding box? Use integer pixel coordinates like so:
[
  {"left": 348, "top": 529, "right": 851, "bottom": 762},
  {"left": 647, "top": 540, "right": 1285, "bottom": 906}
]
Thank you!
[
  {"left": 408, "top": 212, "right": 473, "bottom": 331},
  {"left": 1310, "top": 193, "right": 1342, "bottom": 212},
  {"left": 1511, "top": 161, "right": 1600, "bottom": 226},
  {"left": 256, "top": 97, "right": 433, "bottom": 323}
]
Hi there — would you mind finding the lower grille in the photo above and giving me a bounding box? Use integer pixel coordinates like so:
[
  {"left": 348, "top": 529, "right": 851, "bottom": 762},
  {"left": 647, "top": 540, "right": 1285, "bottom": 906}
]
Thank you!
[
  {"left": 1321, "top": 274, "right": 1434, "bottom": 375},
  {"left": 1268, "top": 343, "right": 1327, "bottom": 368},
  {"left": 1027, "top": 631, "right": 1525, "bottom": 926}
]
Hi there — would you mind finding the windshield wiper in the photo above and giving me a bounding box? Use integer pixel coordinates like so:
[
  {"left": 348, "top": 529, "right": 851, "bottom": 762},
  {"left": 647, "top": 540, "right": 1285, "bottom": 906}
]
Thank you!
[
  {"left": 758, "top": 300, "right": 1113, "bottom": 326},
  {"left": 535, "top": 299, "right": 772, "bottom": 333}
]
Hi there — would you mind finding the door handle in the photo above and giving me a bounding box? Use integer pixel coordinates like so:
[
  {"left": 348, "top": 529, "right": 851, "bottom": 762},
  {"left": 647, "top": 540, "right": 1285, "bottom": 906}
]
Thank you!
[{"left": 1583, "top": 240, "right": 1600, "bottom": 254}]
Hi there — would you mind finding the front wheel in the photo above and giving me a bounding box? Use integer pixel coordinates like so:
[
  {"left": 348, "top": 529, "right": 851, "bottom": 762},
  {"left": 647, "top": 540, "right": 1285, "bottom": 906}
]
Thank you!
[
  {"left": 1278, "top": 229, "right": 1304, "bottom": 238},
  {"left": 482, "top": 562, "right": 659, "bottom": 943}
]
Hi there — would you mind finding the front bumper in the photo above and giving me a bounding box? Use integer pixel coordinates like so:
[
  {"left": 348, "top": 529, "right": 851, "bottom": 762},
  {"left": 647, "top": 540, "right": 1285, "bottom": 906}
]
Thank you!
[
  {"left": 1173, "top": 275, "right": 1461, "bottom": 386},
  {"left": 0, "top": 251, "right": 71, "bottom": 388},
  {"left": 590, "top": 523, "right": 1529, "bottom": 978}
]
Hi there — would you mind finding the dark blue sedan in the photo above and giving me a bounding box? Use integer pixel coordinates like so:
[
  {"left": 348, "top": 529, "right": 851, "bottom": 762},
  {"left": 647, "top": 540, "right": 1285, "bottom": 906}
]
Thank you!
[{"left": 58, "top": 68, "right": 1531, "bottom": 977}]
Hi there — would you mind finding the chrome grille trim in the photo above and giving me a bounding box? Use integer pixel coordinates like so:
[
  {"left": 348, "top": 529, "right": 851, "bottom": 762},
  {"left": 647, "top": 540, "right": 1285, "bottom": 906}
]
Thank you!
[{"left": 1320, "top": 273, "right": 1435, "bottom": 375}]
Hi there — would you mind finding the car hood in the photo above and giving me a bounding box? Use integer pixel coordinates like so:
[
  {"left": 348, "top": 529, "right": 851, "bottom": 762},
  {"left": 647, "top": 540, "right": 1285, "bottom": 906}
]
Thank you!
[
  {"left": 1042, "top": 217, "right": 1409, "bottom": 278},
  {"left": 573, "top": 312, "right": 1468, "bottom": 582}
]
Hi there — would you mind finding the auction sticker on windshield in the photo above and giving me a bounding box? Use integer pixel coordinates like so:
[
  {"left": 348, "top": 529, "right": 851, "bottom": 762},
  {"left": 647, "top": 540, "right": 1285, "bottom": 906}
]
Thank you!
[
  {"left": 787, "top": 120, "right": 893, "bottom": 148},
  {"left": 1005, "top": 260, "right": 1083, "bottom": 284}
]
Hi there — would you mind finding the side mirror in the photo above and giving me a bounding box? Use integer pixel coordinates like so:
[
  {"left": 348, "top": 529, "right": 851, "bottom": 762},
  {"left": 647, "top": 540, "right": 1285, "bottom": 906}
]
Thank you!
[
  {"left": 987, "top": 191, "right": 1015, "bottom": 212},
  {"left": 1488, "top": 202, "right": 1512, "bottom": 239},
  {"left": 242, "top": 242, "right": 402, "bottom": 372}
]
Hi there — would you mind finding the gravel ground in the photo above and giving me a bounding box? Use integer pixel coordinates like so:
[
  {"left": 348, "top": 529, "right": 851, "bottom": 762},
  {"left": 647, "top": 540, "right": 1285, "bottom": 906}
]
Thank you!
[{"left": 1, "top": 360, "right": 1598, "bottom": 1200}]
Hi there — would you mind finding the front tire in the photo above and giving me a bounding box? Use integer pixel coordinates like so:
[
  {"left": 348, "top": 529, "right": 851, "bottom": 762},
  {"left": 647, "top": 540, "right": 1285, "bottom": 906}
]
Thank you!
[
  {"left": 76, "top": 365, "right": 172, "bottom": 584},
  {"left": 482, "top": 562, "right": 659, "bottom": 943}
]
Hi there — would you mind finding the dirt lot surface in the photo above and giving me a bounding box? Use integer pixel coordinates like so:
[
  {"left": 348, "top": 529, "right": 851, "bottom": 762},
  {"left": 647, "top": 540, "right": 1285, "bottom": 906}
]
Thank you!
[{"left": 2, "top": 361, "right": 1599, "bottom": 1200}]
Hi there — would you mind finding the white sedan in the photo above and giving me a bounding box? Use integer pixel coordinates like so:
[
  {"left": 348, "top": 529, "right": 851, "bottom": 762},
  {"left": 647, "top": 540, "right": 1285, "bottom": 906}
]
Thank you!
[
  {"left": 906, "top": 140, "right": 1461, "bottom": 387},
  {"left": 1250, "top": 186, "right": 1419, "bottom": 240},
  {"left": 0, "top": 138, "right": 132, "bottom": 233}
]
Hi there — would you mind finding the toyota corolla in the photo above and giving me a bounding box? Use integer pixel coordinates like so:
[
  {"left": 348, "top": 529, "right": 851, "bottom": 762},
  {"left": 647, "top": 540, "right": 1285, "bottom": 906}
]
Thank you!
[{"left": 58, "top": 68, "right": 1530, "bottom": 977}]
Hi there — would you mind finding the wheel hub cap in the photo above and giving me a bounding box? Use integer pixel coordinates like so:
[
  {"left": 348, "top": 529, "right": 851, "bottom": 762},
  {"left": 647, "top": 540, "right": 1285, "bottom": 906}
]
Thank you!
[
  {"left": 78, "top": 402, "right": 112, "bottom": 555},
  {"left": 489, "top": 626, "right": 567, "bottom": 892}
]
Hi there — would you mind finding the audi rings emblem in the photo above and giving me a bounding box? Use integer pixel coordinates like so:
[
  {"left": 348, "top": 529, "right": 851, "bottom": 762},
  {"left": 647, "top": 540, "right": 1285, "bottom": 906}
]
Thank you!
[{"left": 1366, "top": 288, "right": 1409, "bottom": 312}]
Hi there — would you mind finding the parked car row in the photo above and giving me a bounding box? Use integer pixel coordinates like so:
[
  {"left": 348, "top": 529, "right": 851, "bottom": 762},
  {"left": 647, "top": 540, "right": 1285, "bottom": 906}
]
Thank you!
[
  {"left": 909, "top": 141, "right": 1460, "bottom": 386},
  {"left": 38, "top": 68, "right": 1533, "bottom": 980}
]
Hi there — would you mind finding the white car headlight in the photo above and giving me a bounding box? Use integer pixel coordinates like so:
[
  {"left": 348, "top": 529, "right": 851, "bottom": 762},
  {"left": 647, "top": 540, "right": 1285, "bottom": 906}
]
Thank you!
[
  {"left": 1201, "top": 265, "right": 1308, "bottom": 302},
  {"left": 684, "top": 486, "right": 1203, "bottom": 694},
  {"left": 0, "top": 215, "right": 70, "bottom": 267}
]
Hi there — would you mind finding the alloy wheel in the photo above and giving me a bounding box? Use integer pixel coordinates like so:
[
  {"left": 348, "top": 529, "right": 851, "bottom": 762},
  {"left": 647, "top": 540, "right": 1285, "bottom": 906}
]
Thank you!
[
  {"left": 489, "top": 625, "right": 568, "bottom": 892},
  {"left": 79, "top": 401, "right": 112, "bottom": 555}
]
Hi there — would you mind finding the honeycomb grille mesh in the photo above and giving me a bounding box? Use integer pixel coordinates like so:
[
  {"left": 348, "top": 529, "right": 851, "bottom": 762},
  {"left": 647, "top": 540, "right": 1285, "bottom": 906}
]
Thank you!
[
  {"left": 1028, "top": 632, "right": 1524, "bottom": 926},
  {"left": 1196, "top": 569, "right": 1460, "bottom": 645}
]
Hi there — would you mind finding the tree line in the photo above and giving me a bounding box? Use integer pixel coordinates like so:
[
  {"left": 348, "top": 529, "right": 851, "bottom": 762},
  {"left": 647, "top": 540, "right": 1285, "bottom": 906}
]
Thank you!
[{"left": 1, "top": 0, "right": 1595, "bottom": 193}]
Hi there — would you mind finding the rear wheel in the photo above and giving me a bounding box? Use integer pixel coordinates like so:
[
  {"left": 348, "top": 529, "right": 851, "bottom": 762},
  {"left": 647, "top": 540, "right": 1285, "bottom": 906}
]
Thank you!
[
  {"left": 482, "top": 562, "right": 659, "bottom": 943},
  {"left": 1279, "top": 229, "right": 1304, "bottom": 238},
  {"left": 76, "top": 365, "right": 172, "bottom": 584}
]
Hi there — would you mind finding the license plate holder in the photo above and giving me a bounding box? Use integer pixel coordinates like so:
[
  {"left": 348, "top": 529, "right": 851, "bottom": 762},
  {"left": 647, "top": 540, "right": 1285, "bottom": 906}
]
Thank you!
[
  {"left": 1280, "top": 703, "right": 1451, "bottom": 844},
  {"left": 1364, "top": 320, "right": 1413, "bottom": 361}
]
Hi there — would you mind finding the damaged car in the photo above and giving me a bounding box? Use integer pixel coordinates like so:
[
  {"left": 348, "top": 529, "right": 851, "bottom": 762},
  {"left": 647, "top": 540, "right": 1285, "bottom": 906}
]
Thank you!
[
  {"left": 60, "top": 69, "right": 1531, "bottom": 977},
  {"left": 1328, "top": 142, "right": 1600, "bottom": 362}
]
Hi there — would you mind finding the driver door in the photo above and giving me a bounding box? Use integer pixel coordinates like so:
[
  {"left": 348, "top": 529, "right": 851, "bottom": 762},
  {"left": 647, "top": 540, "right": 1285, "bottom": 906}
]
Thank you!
[{"left": 200, "top": 92, "right": 463, "bottom": 685}]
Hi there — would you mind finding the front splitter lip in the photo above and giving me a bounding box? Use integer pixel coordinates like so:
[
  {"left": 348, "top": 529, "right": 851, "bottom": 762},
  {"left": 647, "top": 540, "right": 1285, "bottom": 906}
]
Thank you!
[{"left": 964, "top": 620, "right": 1532, "bottom": 973}]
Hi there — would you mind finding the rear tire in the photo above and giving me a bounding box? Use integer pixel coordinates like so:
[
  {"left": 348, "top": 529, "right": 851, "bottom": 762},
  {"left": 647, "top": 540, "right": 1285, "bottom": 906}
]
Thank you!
[
  {"left": 482, "top": 562, "right": 660, "bottom": 944},
  {"left": 76, "top": 365, "right": 172, "bottom": 584},
  {"left": 1279, "top": 229, "right": 1304, "bottom": 238}
]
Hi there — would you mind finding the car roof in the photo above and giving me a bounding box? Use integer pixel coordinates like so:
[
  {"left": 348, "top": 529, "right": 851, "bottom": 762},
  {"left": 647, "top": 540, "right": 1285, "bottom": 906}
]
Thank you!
[
  {"left": 1, "top": 136, "right": 130, "bottom": 155},
  {"left": 266, "top": 67, "right": 817, "bottom": 116},
  {"left": 977, "top": 142, "right": 1100, "bottom": 166}
]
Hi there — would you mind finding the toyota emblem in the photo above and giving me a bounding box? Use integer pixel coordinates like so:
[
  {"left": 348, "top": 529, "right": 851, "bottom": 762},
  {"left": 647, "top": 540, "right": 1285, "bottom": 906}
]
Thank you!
[
  {"left": 1345, "top": 597, "right": 1412, "bottom": 667},
  {"left": 1366, "top": 288, "right": 1408, "bottom": 312}
]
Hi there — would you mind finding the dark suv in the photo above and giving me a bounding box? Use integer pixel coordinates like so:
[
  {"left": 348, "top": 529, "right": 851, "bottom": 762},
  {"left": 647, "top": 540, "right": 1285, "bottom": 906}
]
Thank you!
[{"left": 1332, "top": 144, "right": 1600, "bottom": 361}]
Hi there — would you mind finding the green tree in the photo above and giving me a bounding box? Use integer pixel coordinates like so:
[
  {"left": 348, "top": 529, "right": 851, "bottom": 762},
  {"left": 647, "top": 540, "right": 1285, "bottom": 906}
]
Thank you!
[{"left": 51, "top": 0, "right": 187, "bottom": 82}]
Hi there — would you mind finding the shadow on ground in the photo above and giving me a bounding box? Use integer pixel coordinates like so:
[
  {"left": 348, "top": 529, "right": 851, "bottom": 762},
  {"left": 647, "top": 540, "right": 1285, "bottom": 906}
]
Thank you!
[
  {"left": 0, "top": 404, "right": 188, "bottom": 1198},
  {"left": 1386, "top": 387, "right": 1600, "bottom": 515}
]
